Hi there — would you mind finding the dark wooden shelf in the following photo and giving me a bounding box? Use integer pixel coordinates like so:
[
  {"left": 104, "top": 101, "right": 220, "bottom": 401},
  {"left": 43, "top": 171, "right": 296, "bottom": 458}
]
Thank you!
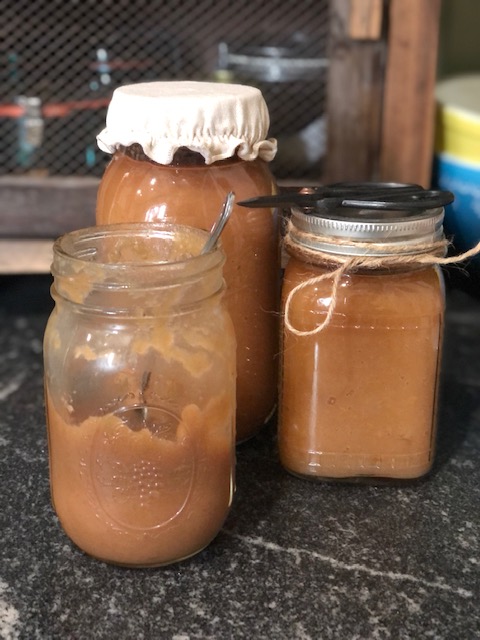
[{"left": 0, "top": 175, "right": 98, "bottom": 239}]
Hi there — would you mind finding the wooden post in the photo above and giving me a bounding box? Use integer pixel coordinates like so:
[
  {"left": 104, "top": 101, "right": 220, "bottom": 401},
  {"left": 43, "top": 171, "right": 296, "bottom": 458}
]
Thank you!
[
  {"left": 325, "top": 0, "right": 387, "bottom": 183},
  {"left": 348, "top": 0, "right": 384, "bottom": 40},
  {"left": 379, "top": 0, "right": 442, "bottom": 187}
]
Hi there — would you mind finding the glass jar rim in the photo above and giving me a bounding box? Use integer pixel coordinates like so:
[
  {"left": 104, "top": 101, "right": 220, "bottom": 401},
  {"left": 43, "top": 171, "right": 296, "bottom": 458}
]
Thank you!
[
  {"left": 53, "top": 222, "right": 224, "bottom": 272},
  {"left": 51, "top": 222, "right": 226, "bottom": 310}
]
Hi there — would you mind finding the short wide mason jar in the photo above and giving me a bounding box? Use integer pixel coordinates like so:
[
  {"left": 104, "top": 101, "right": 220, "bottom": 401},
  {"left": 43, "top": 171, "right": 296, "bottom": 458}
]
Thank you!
[
  {"left": 279, "top": 194, "right": 448, "bottom": 482},
  {"left": 44, "top": 223, "right": 236, "bottom": 566}
]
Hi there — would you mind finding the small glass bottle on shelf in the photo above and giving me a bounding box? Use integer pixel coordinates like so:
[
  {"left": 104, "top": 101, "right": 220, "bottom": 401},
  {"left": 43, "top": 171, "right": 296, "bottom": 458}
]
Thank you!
[
  {"left": 95, "top": 81, "right": 279, "bottom": 442},
  {"left": 44, "top": 222, "right": 236, "bottom": 566}
]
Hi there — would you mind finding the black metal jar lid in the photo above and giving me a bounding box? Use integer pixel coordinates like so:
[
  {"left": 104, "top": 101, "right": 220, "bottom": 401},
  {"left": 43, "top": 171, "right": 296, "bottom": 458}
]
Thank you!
[
  {"left": 238, "top": 182, "right": 454, "bottom": 212},
  {"left": 239, "top": 182, "right": 455, "bottom": 257}
]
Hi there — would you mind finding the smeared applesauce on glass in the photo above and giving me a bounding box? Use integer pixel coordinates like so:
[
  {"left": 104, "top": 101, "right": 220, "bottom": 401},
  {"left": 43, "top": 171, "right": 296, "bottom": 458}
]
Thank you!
[{"left": 44, "top": 223, "right": 236, "bottom": 565}]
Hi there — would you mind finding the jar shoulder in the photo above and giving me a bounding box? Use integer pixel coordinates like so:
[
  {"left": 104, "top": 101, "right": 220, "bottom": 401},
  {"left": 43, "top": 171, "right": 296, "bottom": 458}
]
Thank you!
[
  {"left": 98, "top": 153, "right": 274, "bottom": 201},
  {"left": 98, "top": 154, "right": 276, "bottom": 192},
  {"left": 283, "top": 258, "right": 445, "bottom": 318},
  {"left": 96, "top": 153, "right": 277, "bottom": 226}
]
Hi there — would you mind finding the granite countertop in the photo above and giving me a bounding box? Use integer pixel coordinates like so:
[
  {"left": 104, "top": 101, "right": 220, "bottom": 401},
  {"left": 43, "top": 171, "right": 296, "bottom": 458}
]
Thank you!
[{"left": 1, "top": 274, "right": 479, "bottom": 640}]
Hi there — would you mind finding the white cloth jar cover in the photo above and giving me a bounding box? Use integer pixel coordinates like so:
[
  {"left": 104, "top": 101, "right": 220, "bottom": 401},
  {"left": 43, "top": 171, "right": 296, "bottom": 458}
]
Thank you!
[{"left": 97, "top": 81, "right": 278, "bottom": 165}]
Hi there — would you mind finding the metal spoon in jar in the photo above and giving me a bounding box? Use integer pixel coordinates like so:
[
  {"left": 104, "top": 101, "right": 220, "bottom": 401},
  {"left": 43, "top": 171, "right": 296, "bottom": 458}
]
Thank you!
[{"left": 201, "top": 191, "right": 235, "bottom": 254}]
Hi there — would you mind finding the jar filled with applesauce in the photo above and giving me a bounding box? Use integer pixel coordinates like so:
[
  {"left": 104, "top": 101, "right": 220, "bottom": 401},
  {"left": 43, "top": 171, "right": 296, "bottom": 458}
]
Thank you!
[
  {"left": 43, "top": 222, "right": 236, "bottom": 566},
  {"left": 277, "top": 183, "right": 455, "bottom": 482},
  {"left": 96, "top": 81, "right": 279, "bottom": 442}
]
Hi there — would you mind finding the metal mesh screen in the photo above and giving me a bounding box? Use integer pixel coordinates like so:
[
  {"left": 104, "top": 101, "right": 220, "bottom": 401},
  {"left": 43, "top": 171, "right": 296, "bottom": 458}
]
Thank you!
[{"left": 1, "top": 0, "right": 330, "bottom": 179}]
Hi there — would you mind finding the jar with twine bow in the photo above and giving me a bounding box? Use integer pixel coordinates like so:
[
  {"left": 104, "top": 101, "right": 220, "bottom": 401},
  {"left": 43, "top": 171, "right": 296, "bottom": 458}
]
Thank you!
[{"left": 265, "top": 182, "right": 480, "bottom": 482}]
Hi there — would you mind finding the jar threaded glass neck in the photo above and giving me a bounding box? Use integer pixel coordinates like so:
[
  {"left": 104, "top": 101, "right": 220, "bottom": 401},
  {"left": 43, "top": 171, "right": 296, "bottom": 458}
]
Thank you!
[{"left": 51, "top": 223, "right": 225, "bottom": 312}]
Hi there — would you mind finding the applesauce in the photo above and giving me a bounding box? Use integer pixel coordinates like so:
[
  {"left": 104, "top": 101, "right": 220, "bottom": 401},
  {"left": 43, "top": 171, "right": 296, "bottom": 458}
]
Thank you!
[
  {"left": 280, "top": 261, "right": 444, "bottom": 480},
  {"left": 278, "top": 188, "right": 451, "bottom": 482},
  {"left": 96, "top": 82, "right": 279, "bottom": 441},
  {"left": 44, "top": 223, "right": 236, "bottom": 566},
  {"left": 46, "top": 395, "right": 233, "bottom": 566}
]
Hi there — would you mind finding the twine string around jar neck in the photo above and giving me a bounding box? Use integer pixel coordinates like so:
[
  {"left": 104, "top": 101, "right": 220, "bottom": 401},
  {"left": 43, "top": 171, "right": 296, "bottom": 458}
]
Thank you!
[{"left": 283, "top": 222, "right": 480, "bottom": 337}]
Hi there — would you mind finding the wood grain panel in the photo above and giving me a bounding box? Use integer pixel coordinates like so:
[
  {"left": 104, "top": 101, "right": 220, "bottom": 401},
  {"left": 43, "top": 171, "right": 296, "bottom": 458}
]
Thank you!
[
  {"left": 0, "top": 176, "right": 98, "bottom": 238},
  {"left": 325, "top": 0, "right": 387, "bottom": 183},
  {"left": 0, "top": 239, "right": 53, "bottom": 274},
  {"left": 379, "top": 0, "right": 442, "bottom": 187}
]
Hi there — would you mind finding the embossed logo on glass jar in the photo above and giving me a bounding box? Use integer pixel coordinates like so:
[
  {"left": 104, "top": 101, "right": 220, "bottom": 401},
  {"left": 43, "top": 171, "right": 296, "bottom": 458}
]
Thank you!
[{"left": 87, "top": 406, "right": 196, "bottom": 531}]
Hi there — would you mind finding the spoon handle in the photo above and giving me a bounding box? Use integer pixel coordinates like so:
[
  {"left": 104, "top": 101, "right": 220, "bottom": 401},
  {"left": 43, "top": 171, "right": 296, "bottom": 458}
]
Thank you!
[{"left": 201, "top": 191, "right": 235, "bottom": 254}]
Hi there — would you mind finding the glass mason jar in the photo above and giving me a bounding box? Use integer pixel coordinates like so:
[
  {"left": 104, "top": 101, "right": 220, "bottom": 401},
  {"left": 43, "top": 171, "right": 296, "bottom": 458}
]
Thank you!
[
  {"left": 96, "top": 81, "right": 279, "bottom": 442},
  {"left": 44, "top": 223, "right": 236, "bottom": 566},
  {"left": 279, "top": 187, "right": 451, "bottom": 482}
]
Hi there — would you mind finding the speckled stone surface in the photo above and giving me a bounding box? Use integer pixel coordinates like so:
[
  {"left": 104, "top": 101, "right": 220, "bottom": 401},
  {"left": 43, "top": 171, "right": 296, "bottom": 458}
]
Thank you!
[{"left": 1, "top": 274, "right": 479, "bottom": 640}]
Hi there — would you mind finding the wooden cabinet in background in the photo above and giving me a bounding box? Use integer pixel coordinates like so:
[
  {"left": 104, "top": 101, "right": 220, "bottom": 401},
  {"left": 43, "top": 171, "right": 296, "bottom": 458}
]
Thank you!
[{"left": 0, "top": 0, "right": 443, "bottom": 273}]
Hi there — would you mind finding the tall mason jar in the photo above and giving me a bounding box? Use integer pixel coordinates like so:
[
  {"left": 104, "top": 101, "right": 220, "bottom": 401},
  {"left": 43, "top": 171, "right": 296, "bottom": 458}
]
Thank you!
[
  {"left": 44, "top": 223, "right": 236, "bottom": 566},
  {"left": 96, "top": 81, "right": 279, "bottom": 442},
  {"left": 279, "top": 187, "right": 452, "bottom": 482}
]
